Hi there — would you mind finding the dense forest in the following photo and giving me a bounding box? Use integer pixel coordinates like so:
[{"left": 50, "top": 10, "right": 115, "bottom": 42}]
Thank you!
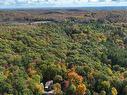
[{"left": 0, "top": 10, "right": 127, "bottom": 95}]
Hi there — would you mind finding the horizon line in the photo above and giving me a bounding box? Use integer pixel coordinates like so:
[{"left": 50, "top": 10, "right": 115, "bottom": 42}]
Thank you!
[{"left": 0, "top": 6, "right": 127, "bottom": 10}]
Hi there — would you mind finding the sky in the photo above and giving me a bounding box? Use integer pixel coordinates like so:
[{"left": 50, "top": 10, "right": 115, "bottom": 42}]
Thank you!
[{"left": 0, "top": 0, "right": 127, "bottom": 8}]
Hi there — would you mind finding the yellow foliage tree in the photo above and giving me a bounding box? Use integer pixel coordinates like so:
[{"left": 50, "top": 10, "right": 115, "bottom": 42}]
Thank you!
[
  {"left": 111, "top": 87, "right": 118, "bottom": 95},
  {"left": 106, "top": 68, "right": 113, "bottom": 76},
  {"left": 27, "top": 63, "right": 37, "bottom": 76},
  {"left": 53, "top": 83, "right": 62, "bottom": 95},
  {"left": 88, "top": 72, "right": 94, "bottom": 81},
  {"left": 3, "top": 70, "right": 10, "bottom": 78},
  {"left": 35, "top": 83, "right": 44, "bottom": 94},
  {"left": 76, "top": 83, "right": 87, "bottom": 95}
]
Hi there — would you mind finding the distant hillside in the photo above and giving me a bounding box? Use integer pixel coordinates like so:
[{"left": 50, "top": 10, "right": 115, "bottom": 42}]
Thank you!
[{"left": 0, "top": 8, "right": 127, "bottom": 24}]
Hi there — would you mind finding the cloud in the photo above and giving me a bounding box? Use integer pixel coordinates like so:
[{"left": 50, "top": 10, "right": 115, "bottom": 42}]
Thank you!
[
  {"left": 0, "top": 0, "right": 127, "bottom": 8},
  {"left": 0, "top": 0, "right": 15, "bottom": 5}
]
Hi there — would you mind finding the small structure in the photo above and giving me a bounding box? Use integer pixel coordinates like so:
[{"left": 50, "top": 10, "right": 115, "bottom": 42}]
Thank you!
[
  {"left": 44, "top": 90, "right": 54, "bottom": 95},
  {"left": 44, "top": 80, "right": 54, "bottom": 95}
]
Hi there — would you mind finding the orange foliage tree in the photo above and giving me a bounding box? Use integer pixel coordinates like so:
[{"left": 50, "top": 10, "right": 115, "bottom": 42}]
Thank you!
[
  {"left": 76, "top": 83, "right": 87, "bottom": 95},
  {"left": 67, "top": 68, "right": 87, "bottom": 95},
  {"left": 67, "top": 68, "right": 83, "bottom": 85}
]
